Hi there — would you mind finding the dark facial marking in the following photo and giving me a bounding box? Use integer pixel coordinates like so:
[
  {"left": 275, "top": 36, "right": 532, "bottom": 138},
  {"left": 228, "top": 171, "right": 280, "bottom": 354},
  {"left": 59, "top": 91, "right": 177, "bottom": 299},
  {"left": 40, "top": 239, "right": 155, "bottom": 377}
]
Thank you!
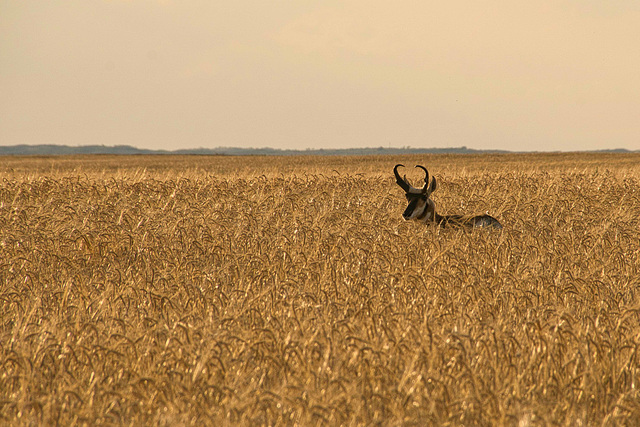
[
  {"left": 403, "top": 194, "right": 425, "bottom": 218},
  {"left": 405, "top": 193, "right": 426, "bottom": 201}
]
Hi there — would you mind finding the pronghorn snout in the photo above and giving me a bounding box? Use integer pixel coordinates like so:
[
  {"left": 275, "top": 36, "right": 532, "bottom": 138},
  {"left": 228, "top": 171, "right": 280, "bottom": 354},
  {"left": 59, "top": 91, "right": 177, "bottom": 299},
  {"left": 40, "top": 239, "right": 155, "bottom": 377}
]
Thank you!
[{"left": 402, "top": 196, "right": 426, "bottom": 220}]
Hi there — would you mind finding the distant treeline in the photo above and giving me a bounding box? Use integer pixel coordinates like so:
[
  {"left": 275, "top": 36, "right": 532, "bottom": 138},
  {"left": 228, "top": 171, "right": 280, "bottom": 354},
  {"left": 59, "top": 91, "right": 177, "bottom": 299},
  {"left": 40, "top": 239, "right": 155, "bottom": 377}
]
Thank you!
[{"left": 0, "top": 144, "right": 635, "bottom": 156}]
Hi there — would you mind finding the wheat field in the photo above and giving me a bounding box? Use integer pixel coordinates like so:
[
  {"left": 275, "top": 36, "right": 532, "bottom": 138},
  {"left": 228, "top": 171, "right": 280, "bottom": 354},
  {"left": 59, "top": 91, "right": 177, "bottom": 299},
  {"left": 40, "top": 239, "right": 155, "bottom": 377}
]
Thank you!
[{"left": 1, "top": 153, "right": 639, "bottom": 425}]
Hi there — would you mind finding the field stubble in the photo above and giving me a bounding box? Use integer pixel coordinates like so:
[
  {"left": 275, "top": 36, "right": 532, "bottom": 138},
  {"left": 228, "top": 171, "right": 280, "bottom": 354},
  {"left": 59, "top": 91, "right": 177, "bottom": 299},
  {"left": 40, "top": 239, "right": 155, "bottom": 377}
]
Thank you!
[{"left": 1, "top": 153, "right": 640, "bottom": 425}]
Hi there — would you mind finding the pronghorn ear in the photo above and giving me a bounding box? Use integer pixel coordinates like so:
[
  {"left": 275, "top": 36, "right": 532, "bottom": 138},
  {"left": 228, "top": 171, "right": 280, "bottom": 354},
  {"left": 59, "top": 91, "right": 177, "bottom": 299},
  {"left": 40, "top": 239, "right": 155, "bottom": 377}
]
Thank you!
[
  {"left": 429, "top": 176, "right": 437, "bottom": 194},
  {"left": 421, "top": 176, "right": 436, "bottom": 195}
]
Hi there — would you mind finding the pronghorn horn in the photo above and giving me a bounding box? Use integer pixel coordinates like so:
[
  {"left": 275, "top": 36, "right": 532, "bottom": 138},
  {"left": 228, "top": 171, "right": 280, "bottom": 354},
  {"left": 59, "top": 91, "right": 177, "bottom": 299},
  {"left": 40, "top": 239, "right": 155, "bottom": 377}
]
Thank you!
[
  {"left": 394, "top": 164, "right": 411, "bottom": 192},
  {"left": 415, "top": 165, "right": 429, "bottom": 193}
]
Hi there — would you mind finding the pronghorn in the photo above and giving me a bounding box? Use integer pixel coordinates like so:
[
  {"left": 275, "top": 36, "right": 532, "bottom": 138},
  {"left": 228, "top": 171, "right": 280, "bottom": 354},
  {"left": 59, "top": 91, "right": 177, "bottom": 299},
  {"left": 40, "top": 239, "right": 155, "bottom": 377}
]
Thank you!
[{"left": 394, "top": 164, "right": 502, "bottom": 229}]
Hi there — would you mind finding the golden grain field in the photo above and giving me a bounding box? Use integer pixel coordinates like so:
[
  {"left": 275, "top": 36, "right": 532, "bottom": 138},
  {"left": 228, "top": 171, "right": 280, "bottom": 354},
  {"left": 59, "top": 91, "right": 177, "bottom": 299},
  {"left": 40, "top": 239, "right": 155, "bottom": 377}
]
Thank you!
[{"left": 1, "top": 153, "right": 640, "bottom": 425}]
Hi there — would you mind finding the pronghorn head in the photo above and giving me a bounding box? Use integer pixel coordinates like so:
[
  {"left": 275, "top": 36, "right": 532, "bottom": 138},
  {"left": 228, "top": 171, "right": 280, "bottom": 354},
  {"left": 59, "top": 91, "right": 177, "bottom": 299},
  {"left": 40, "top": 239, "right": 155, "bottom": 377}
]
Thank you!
[{"left": 394, "top": 164, "right": 437, "bottom": 221}]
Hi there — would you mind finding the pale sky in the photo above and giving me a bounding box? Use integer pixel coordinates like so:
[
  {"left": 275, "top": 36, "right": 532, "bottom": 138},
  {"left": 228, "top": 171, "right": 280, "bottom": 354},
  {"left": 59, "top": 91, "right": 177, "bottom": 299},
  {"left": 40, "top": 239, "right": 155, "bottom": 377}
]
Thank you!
[{"left": 1, "top": 1, "right": 639, "bottom": 152}]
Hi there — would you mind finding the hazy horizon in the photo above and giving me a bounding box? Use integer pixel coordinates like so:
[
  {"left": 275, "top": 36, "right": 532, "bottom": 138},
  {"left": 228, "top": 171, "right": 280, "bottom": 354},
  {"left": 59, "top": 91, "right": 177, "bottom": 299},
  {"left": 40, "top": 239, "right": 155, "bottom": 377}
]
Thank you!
[{"left": 2, "top": 1, "right": 639, "bottom": 152}]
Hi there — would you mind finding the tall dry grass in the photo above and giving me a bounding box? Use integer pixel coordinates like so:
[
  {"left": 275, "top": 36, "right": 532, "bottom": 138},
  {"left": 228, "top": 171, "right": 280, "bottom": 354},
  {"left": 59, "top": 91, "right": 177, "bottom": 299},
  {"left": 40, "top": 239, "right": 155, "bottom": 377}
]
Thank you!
[{"left": 1, "top": 153, "right": 639, "bottom": 425}]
